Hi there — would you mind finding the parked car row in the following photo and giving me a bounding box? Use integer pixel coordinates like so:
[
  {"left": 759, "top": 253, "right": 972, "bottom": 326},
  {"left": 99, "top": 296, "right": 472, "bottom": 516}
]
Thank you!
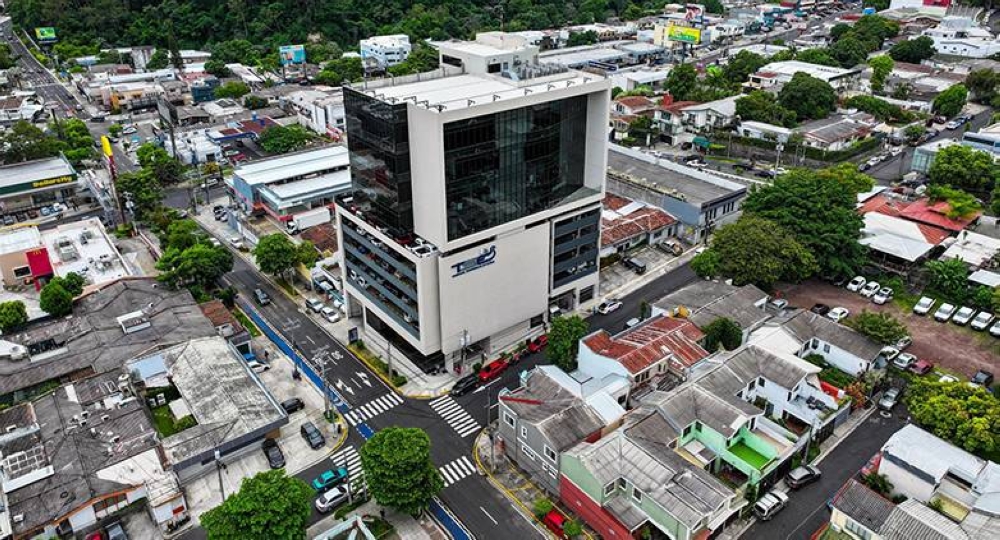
[
  {"left": 305, "top": 297, "right": 342, "bottom": 323},
  {"left": 752, "top": 464, "right": 824, "bottom": 521},
  {"left": 845, "top": 277, "right": 894, "bottom": 305},
  {"left": 1, "top": 203, "right": 65, "bottom": 226},
  {"left": 450, "top": 334, "right": 549, "bottom": 396},
  {"left": 915, "top": 296, "right": 999, "bottom": 335}
]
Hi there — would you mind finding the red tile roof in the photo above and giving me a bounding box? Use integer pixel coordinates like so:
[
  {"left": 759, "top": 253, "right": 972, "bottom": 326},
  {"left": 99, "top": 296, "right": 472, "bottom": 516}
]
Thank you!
[
  {"left": 899, "top": 198, "right": 981, "bottom": 233},
  {"left": 300, "top": 222, "right": 338, "bottom": 253},
  {"left": 198, "top": 299, "right": 243, "bottom": 331},
  {"left": 218, "top": 117, "right": 280, "bottom": 137},
  {"left": 614, "top": 96, "right": 656, "bottom": 111},
  {"left": 582, "top": 316, "right": 709, "bottom": 374},
  {"left": 660, "top": 100, "right": 701, "bottom": 114},
  {"left": 858, "top": 194, "right": 952, "bottom": 245},
  {"left": 601, "top": 194, "right": 677, "bottom": 248}
]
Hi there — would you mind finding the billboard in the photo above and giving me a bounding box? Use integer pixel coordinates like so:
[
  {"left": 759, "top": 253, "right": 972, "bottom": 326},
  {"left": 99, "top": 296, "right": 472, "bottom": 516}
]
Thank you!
[
  {"left": 279, "top": 45, "right": 306, "bottom": 66},
  {"left": 34, "top": 27, "right": 57, "bottom": 42},
  {"left": 667, "top": 25, "right": 701, "bottom": 43}
]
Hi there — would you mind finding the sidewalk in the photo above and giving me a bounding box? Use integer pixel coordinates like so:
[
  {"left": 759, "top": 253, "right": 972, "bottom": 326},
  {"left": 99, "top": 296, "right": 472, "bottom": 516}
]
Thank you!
[
  {"left": 599, "top": 246, "right": 699, "bottom": 300},
  {"left": 306, "top": 499, "right": 449, "bottom": 540}
]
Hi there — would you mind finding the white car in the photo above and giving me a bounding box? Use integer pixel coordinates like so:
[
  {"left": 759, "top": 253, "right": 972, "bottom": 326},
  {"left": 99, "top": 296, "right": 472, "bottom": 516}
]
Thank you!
[
  {"left": 315, "top": 487, "right": 348, "bottom": 513},
  {"left": 990, "top": 320, "right": 1000, "bottom": 337},
  {"left": 860, "top": 281, "right": 880, "bottom": 297},
  {"left": 305, "top": 298, "right": 324, "bottom": 313},
  {"left": 846, "top": 276, "right": 866, "bottom": 292},
  {"left": 971, "top": 312, "right": 995, "bottom": 331},
  {"left": 939, "top": 374, "right": 959, "bottom": 384},
  {"left": 320, "top": 306, "right": 340, "bottom": 323},
  {"left": 892, "top": 352, "right": 916, "bottom": 370},
  {"left": 209, "top": 238, "right": 221, "bottom": 247},
  {"left": 827, "top": 307, "right": 850, "bottom": 322},
  {"left": 895, "top": 336, "right": 912, "bottom": 350},
  {"left": 872, "top": 287, "right": 893, "bottom": 305},
  {"left": 951, "top": 306, "right": 976, "bottom": 326},
  {"left": 879, "top": 346, "right": 900, "bottom": 361},
  {"left": 121, "top": 126, "right": 137, "bottom": 135},
  {"left": 625, "top": 317, "right": 641, "bottom": 329},
  {"left": 597, "top": 300, "right": 623, "bottom": 315},
  {"left": 229, "top": 237, "right": 245, "bottom": 250},
  {"left": 933, "top": 303, "right": 957, "bottom": 322},
  {"left": 246, "top": 360, "right": 270, "bottom": 373},
  {"left": 913, "top": 296, "right": 935, "bottom": 315}
]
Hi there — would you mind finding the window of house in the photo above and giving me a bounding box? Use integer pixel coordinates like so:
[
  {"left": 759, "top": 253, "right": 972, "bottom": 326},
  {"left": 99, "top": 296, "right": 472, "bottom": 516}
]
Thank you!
[
  {"left": 521, "top": 426, "right": 528, "bottom": 439},
  {"left": 604, "top": 482, "right": 616, "bottom": 497},
  {"left": 811, "top": 339, "right": 819, "bottom": 350},
  {"left": 823, "top": 344, "right": 830, "bottom": 353},
  {"left": 787, "top": 391, "right": 792, "bottom": 401},
  {"left": 579, "top": 286, "right": 595, "bottom": 303},
  {"left": 749, "top": 379, "right": 756, "bottom": 390},
  {"left": 503, "top": 412, "right": 515, "bottom": 428},
  {"left": 632, "top": 488, "right": 643, "bottom": 503},
  {"left": 844, "top": 518, "right": 873, "bottom": 540},
  {"left": 12, "top": 266, "right": 31, "bottom": 279},
  {"left": 93, "top": 493, "right": 128, "bottom": 517},
  {"left": 530, "top": 314, "right": 544, "bottom": 328},
  {"left": 758, "top": 377, "right": 765, "bottom": 387},
  {"left": 544, "top": 445, "right": 556, "bottom": 462},
  {"left": 617, "top": 478, "right": 627, "bottom": 491},
  {"left": 683, "top": 424, "right": 692, "bottom": 436}
]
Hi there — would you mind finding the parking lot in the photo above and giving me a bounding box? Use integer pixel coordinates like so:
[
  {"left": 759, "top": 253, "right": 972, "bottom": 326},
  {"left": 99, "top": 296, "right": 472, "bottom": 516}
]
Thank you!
[{"left": 780, "top": 280, "right": 999, "bottom": 380}]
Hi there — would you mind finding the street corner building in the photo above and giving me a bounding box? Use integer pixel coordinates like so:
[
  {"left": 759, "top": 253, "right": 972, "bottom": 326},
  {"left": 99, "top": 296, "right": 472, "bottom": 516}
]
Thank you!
[
  {"left": 0, "top": 156, "right": 78, "bottom": 216},
  {"left": 334, "top": 32, "right": 612, "bottom": 374}
]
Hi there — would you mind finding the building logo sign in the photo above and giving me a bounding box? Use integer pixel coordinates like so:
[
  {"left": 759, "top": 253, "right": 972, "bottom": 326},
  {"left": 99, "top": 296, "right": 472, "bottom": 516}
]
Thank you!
[
  {"left": 31, "top": 176, "right": 74, "bottom": 189},
  {"left": 451, "top": 246, "right": 497, "bottom": 277}
]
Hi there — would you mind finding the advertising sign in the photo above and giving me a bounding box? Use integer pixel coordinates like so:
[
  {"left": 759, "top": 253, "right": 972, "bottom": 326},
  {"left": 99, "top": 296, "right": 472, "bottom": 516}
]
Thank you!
[
  {"left": 101, "top": 136, "right": 114, "bottom": 158},
  {"left": 279, "top": 45, "right": 306, "bottom": 66},
  {"left": 667, "top": 25, "right": 702, "bottom": 43},
  {"left": 34, "top": 27, "right": 57, "bottom": 42}
]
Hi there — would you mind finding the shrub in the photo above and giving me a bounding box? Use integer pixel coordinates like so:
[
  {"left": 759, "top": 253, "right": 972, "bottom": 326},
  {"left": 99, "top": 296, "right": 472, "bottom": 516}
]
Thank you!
[{"left": 533, "top": 498, "right": 554, "bottom": 518}]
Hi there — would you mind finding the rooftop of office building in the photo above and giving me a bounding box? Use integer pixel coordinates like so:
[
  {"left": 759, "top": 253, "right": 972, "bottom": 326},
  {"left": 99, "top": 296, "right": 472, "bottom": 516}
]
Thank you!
[{"left": 233, "top": 146, "right": 349, "bottom": 186}]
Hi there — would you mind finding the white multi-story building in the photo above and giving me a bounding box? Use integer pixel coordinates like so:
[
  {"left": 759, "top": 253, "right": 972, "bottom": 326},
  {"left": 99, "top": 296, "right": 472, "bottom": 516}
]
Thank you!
[
  {"left": 337, "top": 33, "right": 610, "bottom": 371},
  {"left": 359, "top": 34, "right": 412, "bottom": 71},
  {"left": 922, "top": 16, "right": 1000, "bottom": 58}
]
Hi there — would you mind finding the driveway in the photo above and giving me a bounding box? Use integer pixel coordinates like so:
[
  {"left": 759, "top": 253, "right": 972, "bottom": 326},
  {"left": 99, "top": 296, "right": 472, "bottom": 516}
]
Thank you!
[{"left": 780, "top": 280, "right": 998, "bottom": 379}]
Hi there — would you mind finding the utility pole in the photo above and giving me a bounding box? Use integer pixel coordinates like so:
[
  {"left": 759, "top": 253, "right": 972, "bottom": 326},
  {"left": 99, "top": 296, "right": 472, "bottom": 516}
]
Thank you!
[
  {"left": 214, "top": 450, "right": 227, "bottom": 502},
  {"left": 385, "top": 337, "right": 393, "bottom": 381},
  {"left": 322, "top": 354, "right": 330, "bottom": 420}
]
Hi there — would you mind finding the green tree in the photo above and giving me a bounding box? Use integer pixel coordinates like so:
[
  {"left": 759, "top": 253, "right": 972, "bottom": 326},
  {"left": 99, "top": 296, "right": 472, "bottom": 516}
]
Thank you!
[
  {"left": 924, "top": 258, "right": 970, "bottom": 303},
  {"left": 868, "top": 55, "right": 894, "bottom": 94},
  {"left": 160, "top": 219, "right": 201, "bottom": 251},
  {"left": 136, "top": 143, "right": 184, "bottom": 185},
  {"left": 204, "top": 58, "right": 231, "bottom": 77},
  {"left": 794, "top": 48, "right": 840, "bottom": 67},
  {"left": 258, "top": 125, "right": 314, "bottom": 154},
  {"left": 253, "top": 233, "right": 299, "bottom": 276},
  {"left": 889, "top": 36, "right": 936, "bottom": 63},
  {"left": 108, "top": 123, "right": 123, "bottom": 137},
  {"left": 965, "top": 68, "right": 1000, "bottom": 104},
  {"left": 0, "top": 121, "right": 62, "bottom": 163},
  {"left": 779, "top": 73, "right": 837, "bottom": 121},
  {"left": 567, "top": 30, "right": 599, "bottom": 47},
  {"left": 39, "top": 281, "right": 74, "bottom": 317},
  {"left": 116, "top": 169, "right": 163, "bottom": 220},
  {"left": 904, "top": 123, "right": 926, "bottom": 142},
  {"left": 722, "top": 51, "right": 767, "bottom": 84},
  {"left": 209, "top": 39, "right": 260, "bottom": 64},
  {"left": 928, "top": 145, "right": 998, "bottom": 195},
  {"left": 816, "top": 163, "right": 875, "bottom": 194},
  {"left": 627, "top": 116, "right": 657, "bottom": 146},
  {"left": 690, "top": 249, "right": 720, "bottom": 278},
  {"left": 992, "top": 184, "right": 1000, "bottom": 216},
  {"left": 845, "top": 311, "right": 908, "bottom": 345},
  {"left": 743, "top": 168, "right": 866, "bottom": 278},
  {"left": 829, "top": 35, "right": 869, "bottom": 68},
  {"left": 933, "top": 84, "right": 967, "bottom": 119},
  {"left": 971, "top": 286, "right": 996, "bottom": 311},
  {"left": 735, "top": 90, "right": 797, "bottom": 127},
  {"left": 861, "top": 473, "right": 893, "bottom": 496},
  {"left": 665, "top": 63, "right": 698, "bottom": 101},
  {"left": 387, "top": 41, "right": 440, "bottom": 76},
  {"left": 146, "top": 49, "right": 169, "bottom": 70},
  {"left": 360, "top": 427, "right": 443, "bottom": 516},
  {"left": 214, "top": 81, "right": 251, "bottom": 100},
  {"left": 905, "top": 380, "right": 1000, "bottom": 457},
  {"left": 200, "top": 469, "right": 312, "bottom": 540},
  {"left": 50, "top": 272, "right": 86, "bottom": 296},
  {"left": 304, "top": 41, "right": 343, "bottom": 64},
  {"left": 844, "top": 95, "right": 913, "bottom": 123},
  {"left": 702, "top": 317, "right": 743, "bottom": 351},
  {"left": 546, "top": 315, "right": 590, "bottom": 372},
  {"left": 156, "top": 243, "right": 234, "bottom": 289},
  {"left": 243, "top": 95, "right": 269, "bottom": 109},
  {"left": 296, "top": 241, "right": 319, "bottom": 267},
  {"left": 533, "top": 497, "right": 554, "bottom": 517},
  {"left": 926, "top": 184, "right": 982, "bottom": 219},
  {"left": 892, "top": 81, "right": 914, "bottom": 100},
  {"left": 315, "top": 56, "right": 363, "bottom": 85},
  {"left": 0, "top": 44, "right": 17, "bottom": 70},
  {"left": 829, "top": 23, "right": 852, "bottom": 42},
  {"left": 0, "top": 301, "right": 28, "bottom": 332},
  {"left": 702, "top": 216, "right": 817, "bottom": 289}
]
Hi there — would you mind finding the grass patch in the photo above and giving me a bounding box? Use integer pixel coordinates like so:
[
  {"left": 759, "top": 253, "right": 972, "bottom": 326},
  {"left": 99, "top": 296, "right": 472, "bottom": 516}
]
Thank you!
[
  {"left": 275, "top": 278, "right": 299, "bottom": 297},
  {"left": 729, "top": 441, "right": 770, "bottom": 470},
  {"left": 150, "top": 404, "right": 197, "bottom": 437},
  {"left": 368, "top": 517, "right": 394, "bottom": 539},
  {"left": 348, "top": 341, "right": 407, "bottom": 388},
  {"left": 803, "top": 354, "right": 856, "bottom": 389},
  {"left": 232, "top": 308, "right": 261, "bottom": 337},
  {"left": 819, "top": 526, "right": 854, "bottom": 540}
]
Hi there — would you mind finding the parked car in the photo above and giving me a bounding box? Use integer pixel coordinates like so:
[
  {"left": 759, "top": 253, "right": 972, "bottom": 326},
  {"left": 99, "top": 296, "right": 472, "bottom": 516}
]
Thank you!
[
  {"left": 320, "top": 306, "right": 340, "bottom": 323},
  {"left": 229, "top": 237, "right": 245, "bottom": 250},
  {"left": 971, "top": 312, "right": 995, "bottom": 331},
  {"left": 311, "top": 467, "right": 348, "bottom": 491},
  {"left": 527, "top": 334, "right": 548, "bottom": 353},
  {"left": 542, "top": 510, "right": 569, "bottom": 539},
  {"left": 939, "top": 374, "right": 959, "bottom": 384},
  {"left": 105, "top": 522, "right": 127, "bottom": 540},
  {"left": 247, "top": 360, "right": 269, "bottom": 373},
  {"left": 892, "top": 352, "right": 917, "bottom": 370},
  {"left": 450, "top": 374, "right": 479, "bottom": 397},
  {"left": 810, "top": 303, "right": 831, "bottom": 315},
  {"left": 827, "top": 307, "right": 849, "bottom": 322},
  {"left": 597, "top": 299, "right": 623, "bottom": 315},
  {"left": 623, "top": 257, "right": 647, "bottom": 274},
  {"left": 262, "top": 438, "right": 286, "bottom": 469},
  {"left": 753, "top": 490, "right": 790, "bottom": 521},
  {"left": 945, "top": 120, "right": 962, "bottom": 130},
  {"left": 254, "top": 288, "right": 271, "bottom": 306},
  {"left": 971, "top": 370, "right": 994, "bottom": 388},
  {"left": 895, "top": 335, "right": 913, "bottom": 350},
  {"left": 846, "top": 276, "right": 866, "bottom": 292},
  {"left": 625, "top": 317, "right": 642, "bottom": 329},
  {"left": 281, "top": 398, "right": 304, "bottom": 414},
  {"left": 878, "top": 387, "right": 902, "bottom": 411},
  {"left": 301, "top": 421, "right": 326, "bottom": 449},
  {"left": 785, "top": 465, "right": 822, "bottom": 489},
  {"left": 121, "top": 126, "right": 137, "bottom": 135},
  {"left": 315, "top": 486, "right": 349, "bottom": 513},
  {"left": 860, "top": 281, "right": 880, "bottom": 298},
  {"left": 769, "top": 298, "right": 789, "bottom": 310},
  {"left": 878, "top": 346, "right": 900, "bottom": 362},
  {"left": 872, "top": 287, "right": 893, "bottom": 305},
  {"left": 478, "top": 359, "right": 508, "bottom": 383},
  {"left": 990, "top": 320, "right": 1000, "bottom": 338},
  {"left": 933, "top": 303, "right": 957, "bottom": 322},
  {"left": 306, "top": 298, "right": 324, "bottom": 313},
  {"left": 952, "top": 306, "right": 976, "bottom": 325},
  {"left": 913, "top": 296, "right": 935, "bottom": 315},
  {"left": 908, "top": 360, "right": 934, "bottom": 375}
]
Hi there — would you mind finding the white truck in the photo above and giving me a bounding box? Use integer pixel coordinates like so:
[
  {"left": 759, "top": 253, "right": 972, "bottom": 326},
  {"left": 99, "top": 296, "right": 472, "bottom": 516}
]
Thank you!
[{"left": 286, "top": 207, "right": 331, "bottom": 234}]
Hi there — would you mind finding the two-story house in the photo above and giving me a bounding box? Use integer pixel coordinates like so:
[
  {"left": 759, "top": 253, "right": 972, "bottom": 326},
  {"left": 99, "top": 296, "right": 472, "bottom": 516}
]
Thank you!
[
  {"left": 680, "top": 96, "right": 741, "bottom": 133},
  {"left": 497, "top": 366, "right": 626, "bottom": 494},
  {"left": 752, "top": 311, "right": 884, "bottom": 377}
]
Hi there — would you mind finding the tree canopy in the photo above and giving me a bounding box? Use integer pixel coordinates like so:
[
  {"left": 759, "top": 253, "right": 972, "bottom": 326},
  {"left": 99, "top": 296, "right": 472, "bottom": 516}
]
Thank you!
[
  {"left": 928, "top": 145, "right": 998, "bottom": 196},
  {"left": 547, "top": 315, "right": 589, "bottom": 372},
  {"left": 889, "top": 36, "right": 936, "bottom": 63},
  {"left": 702, "top": 318, "right": 743, "bottom": 352},
  {"left": 905, "top": 379, "right": 1000, "bottom": 458},
  {"left": 665, "top": 63, "right": 698, "bottom": 101},
  {"left": 843, "top": 95, "right": 914, "bottom": 123},
  {"left": 258, "top": 125, "right": 314, "bottom": 154},
  {"left": 0, "top": 121, "right": 64, "bottom": 164},
  {"left": 360, "top": 427, "right": 443, "bottom": 516},
  {"left": 117, "top": 169, "right": 164, "bottom": 220},
  {"left": 932, "top": 84, "right": 968, "bottom": 119},
  {"left": 214, "top": 81, "right": 251, "bottom": 100},
  {"left": 0, "top": 301, "right": 28, "bottom": 332},
  {"left": 39, "top": 281, "right": 74, "bottom": 317},
  {"left": 965, "top": 68, "right": 1000, "bottom": 104},
  {"left": 735, "top": 90, "right": 797, "bottom": 127},
  {"left": 253, "top": 234, "right": 302, "bottom": 276},
  {"left": 868, "top": 55, "right": 894, "bottom": 94},
  {"left": 778, "top": 73, "right": 837, "bottom": 121},
  {"left": 695, "top": 216, "right": 817, "bottom": 290},
  {"left": 200, "top": 469, "right": 312, "bottom": 540},
  {"left": 722, "top": 51, "right": 767, "bottom": 85},
  {"left": 845, "top": 311, "right": 908, "bottom": 345}
]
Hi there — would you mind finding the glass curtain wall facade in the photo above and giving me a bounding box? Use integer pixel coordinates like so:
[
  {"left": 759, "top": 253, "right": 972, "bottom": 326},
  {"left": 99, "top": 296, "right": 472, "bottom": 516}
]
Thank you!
[
  {"left": 344, "top": 88, "right": 414, "bottom": 237},
  {"left": 443, "top": 95, "right": 591, "bottom": 240}
]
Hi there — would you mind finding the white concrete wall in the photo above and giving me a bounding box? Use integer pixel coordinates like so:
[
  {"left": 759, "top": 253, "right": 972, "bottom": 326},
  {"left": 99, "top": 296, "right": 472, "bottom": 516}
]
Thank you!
[
  {"left": 879, "top": 457, "right": 936, "bottom": 503},
  {"left": 809, "top": 339, "right": 870, "bottom": 376},
  {"left": 577, "top": 341, "right": 630, "bottom": 381}
]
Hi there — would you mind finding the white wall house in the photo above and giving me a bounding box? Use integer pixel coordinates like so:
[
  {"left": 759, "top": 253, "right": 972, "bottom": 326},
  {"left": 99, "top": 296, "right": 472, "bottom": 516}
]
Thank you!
[{"left": 360, "top": 34, "right": 412, "bottom": 70}]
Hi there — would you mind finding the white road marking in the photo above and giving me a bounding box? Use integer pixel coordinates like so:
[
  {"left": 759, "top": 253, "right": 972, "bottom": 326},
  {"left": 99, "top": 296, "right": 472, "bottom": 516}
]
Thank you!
[{"left": 480, "top": 506, "right": 498, "bottom": 525}]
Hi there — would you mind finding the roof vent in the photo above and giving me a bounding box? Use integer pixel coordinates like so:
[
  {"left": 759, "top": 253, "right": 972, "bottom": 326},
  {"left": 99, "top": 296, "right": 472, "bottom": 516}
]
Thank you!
[
  {"left": 116, "top": 311, "right": 151, "bottom": 335},
  {"left": 5, "top": 425, "right": 17, "bottom": 433}
]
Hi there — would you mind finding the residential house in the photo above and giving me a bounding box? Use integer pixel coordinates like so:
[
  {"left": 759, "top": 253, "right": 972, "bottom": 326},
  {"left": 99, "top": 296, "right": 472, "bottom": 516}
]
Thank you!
[
  {"left": 609, "top": 70, "right": 669, "bottom": 93},
  {"left": 859, "top": 211, "right": 950, "bottom": 274},
  {"left": 921, "top": 16, "right": 1000, "bottom": 58},
  {"left": 606, "top": 145, "right": 747, "bottom": 243},
  {"left": 652, "top": 99, "right": 700, "bottom": 145},
  {"left": 795, "top": 112, "right": 877, "bottom": 152},
  {"left": 580, "top": 315, "right": 711, "bottom": 386},
  {"left": 0, "top": 95, "right": 43, "bottom": 125},
  {"left": 653, "top": 281, "right": 771, "bottom": 344},
  {"left": 600, "top": 193, "right": 678, "bottom": 257},
  {"left": 898, "top": 197, "right": 982, "bottom": 234},
  {"left": 497, "top": 366, "right": 625, "bottom": 494},
  {"left": 680, "top": 96, "right": 741, "bottom": 133},
  {"left": 198, "top": 299, "right": 253, "bottom": 357},
  {"left": 744, "top": 61, "right": 861, "bottom": 92},
  {"left": 751, "top": 310, "right": 884, "bottom": 377},
  {"left": 940, "top": 231, "right": 1000, "bottom": 271},
  {"left": 737, "top": 120, "right": 793, "bottom": 144},
  {"left": 360, "top": 35, "right": 412, "bottom": 71},
  {"left": 611, "top": 96, "right": 658, "bottom": 140}
]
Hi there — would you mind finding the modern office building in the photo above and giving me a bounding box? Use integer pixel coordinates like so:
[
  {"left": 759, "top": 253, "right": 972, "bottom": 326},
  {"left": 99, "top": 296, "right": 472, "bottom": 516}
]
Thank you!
[
  {"left": 336, "top": 32, "right": 611, "bottom": 371},
  {"left": 359, "top": 34, "right": 412, "bottom": 71}
]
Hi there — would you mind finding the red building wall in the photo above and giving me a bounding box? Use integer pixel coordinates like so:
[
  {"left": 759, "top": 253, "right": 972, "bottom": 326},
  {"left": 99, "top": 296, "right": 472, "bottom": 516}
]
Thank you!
[{"left": 559, "top": 475, "right": 636, "bottom": 540}]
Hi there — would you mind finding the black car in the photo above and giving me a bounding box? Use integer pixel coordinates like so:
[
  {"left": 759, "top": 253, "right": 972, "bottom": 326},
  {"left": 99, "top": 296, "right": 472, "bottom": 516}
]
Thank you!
[
  {"left": 262, "top": 438, "right": 286, "bottom": 469},
  {"left": 784, "top": 465, "right": 822, "bottom": 489},
  {"left": 254, "top": 288, "right": 271, "bottom": 306},
  {"left": 301, "top": 421, "right": 326, "bottom": 449},
  {"left": 450, "top": 374, "right": 479, "bottom": 397},
  {"left": 971, "top": 370, "right": 995, "bottom": 388},
  {"left": 810, "top": 304, "right": 831, "bottom": 315},
  {"left": 281, "top": 398, "right": 305, "bottom": 414}
]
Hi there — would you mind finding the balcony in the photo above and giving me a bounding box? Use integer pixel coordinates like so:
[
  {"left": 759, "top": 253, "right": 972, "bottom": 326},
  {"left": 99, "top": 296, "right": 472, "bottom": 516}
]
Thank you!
[{"left": 345, "top": 261, "right": 418, "bottom": 322}]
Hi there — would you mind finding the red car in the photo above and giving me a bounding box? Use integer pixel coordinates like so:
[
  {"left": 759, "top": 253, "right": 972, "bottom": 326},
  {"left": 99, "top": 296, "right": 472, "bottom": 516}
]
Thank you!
[
  {"left": 908, "top": 359, "right": 934, "bottom": 375},
  {"left": 478, "top": 359, "right": 508, "bottom": 382},
  {"left": 542, "top": 510, "right": 569, "bottom": 539},
  {"left": 527, "top": 334, "right": 549, "bottom": 354}
]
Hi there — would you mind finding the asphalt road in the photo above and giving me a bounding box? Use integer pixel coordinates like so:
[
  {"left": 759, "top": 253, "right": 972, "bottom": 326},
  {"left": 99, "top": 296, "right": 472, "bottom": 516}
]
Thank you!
[{"left": 741, "top": 407, "right": 907, "bottom": 540}]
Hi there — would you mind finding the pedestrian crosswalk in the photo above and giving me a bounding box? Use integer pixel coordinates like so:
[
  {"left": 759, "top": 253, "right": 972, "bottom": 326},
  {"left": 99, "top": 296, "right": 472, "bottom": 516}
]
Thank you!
[
  {"left": 344, "top": 392, "right": 404, "bottom": 426},
  {"left": 438, "top": 456, "right": 477, "bottom": 487},
  {"left": 330, "top": 446, "right": 366, "bottom": 490},
  {"left": 428, "top": 396, "right": 481, "bottom": 438}
]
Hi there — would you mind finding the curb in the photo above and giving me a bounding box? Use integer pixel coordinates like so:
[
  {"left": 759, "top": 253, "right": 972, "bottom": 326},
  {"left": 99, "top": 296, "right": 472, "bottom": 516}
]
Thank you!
[{"left": 815, "top": 406, "right": 877, "bottom": 465}]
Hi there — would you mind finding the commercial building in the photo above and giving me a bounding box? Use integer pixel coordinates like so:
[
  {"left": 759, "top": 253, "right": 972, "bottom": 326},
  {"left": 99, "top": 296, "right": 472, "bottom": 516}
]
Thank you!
[
  {"left": 600, "top": 193, "right": 677, "bottom": 257},
  {"left": 0, "top": 94, "right": 43, "bottom": 125},
  {"left": 281, "top": 88, "right": 346, "bottom": 139},
  {"left": 231, "top": 146, "right": 350, "bottom": 222},
  {"left": 0, "top": 156, "right": 78, "bottom": 214},
  {"left": 744, "top": 60, "right": 861, "bottom": 92},
  {"left": 360, "top": 34, "right": 412, "bottom": 71},
  {"left": 337, "top": 32, "right": 610, "bottom": 371},
  {"left": 921, "top": 16, "right": 1000, "bottom": 58}
]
